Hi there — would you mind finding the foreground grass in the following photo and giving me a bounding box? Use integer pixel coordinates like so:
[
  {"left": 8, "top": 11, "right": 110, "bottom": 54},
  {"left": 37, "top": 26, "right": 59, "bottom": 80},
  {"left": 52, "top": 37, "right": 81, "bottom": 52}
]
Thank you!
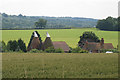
[
  {"left": 2, "top": 53, "right": 118, "bottom": 78},
  {"left": 1, "top": 28, "right": 118, "bottom": 48}
]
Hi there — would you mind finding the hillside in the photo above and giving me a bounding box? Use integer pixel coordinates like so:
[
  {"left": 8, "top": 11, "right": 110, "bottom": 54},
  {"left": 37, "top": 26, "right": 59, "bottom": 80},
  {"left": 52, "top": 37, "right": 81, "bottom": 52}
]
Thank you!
[{"left": 1, "top": 13, "right": 98, "bottom": 29}]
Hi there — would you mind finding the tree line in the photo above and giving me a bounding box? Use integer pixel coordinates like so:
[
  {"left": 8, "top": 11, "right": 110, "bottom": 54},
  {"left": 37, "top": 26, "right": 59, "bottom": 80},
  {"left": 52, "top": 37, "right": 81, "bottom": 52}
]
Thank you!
[
  {"left": 0, "top": 39, "right": 26, "bottom": 52},
  {"left": 96, "top": 16, "right": 120, "bottom": 31},
  {"left": 1, "top": 13, "right": 120, "bottom": 31},
  {"left": 1, "top": 13, "right": 98, "bottom": 29}
]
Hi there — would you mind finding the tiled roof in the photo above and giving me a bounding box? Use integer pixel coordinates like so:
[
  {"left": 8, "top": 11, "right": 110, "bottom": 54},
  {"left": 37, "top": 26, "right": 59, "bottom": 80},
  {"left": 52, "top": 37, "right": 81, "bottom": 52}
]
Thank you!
[
  {"left": 104, "top": 43, "right": 114, "bottom": 49},
  {"left": 83, "top": 42, "right": 101, "bottom": 50},
  {"left": 52, "top": 41, "right": 70, "bottom": 52},
  {"left": 83, "top": 42, "right": 114, "bottom": 51}
]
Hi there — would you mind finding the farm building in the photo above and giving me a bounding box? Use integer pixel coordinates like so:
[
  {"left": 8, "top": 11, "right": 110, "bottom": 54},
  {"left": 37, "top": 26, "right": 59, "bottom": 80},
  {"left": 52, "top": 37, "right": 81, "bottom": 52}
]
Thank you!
[
  {"left": 42, "top": 32, "right": 70, "bottom": 52},
  {"left": 81, "top": 38, "right": 114, "bottom": 53},
  {"left": 27, "top": 31, "right": 42, "bottom": 51},
  {"left": 27, "top": 31, "right": 70, "bottom": 52},
  {"left": 52, "top": 41, "right": 70, "bottom": 53},
  {"left": 42, "top": 32, "right": 53, "bottom": 50}
]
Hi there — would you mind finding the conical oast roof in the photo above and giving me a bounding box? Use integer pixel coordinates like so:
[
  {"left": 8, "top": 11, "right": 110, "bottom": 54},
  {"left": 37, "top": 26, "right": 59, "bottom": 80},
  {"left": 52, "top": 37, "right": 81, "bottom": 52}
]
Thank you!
[
  {"left": 27, "top": 31, "right": 41, "bottom": 51},
  {"left": 43, "top": 32, "right": 53, "bottom": 50},
  {"left": 27, "top": 37, "right": 41, "bottom": 51}
]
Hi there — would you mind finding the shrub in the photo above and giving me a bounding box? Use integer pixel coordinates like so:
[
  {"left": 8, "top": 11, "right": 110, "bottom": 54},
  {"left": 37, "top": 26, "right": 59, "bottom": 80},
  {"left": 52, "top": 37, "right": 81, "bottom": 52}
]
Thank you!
[
  {"left": 55, "top": 48, "right": 64, "bottom": 53},
  {"left": 79, "top": 50, "right": 88, "bottom": 53},
  {"left": 45, "top": 47, "right": 55, "bottom": 53},
  {"left": 71, "top": 47, "right": 81, "bottom": 53},
  {"left": 100, "top": 49, "right": 120, "bottom": 53},
  {"left": 45, "top": 47, "right": 65, "bottom": 53},
  {"left": 17, "top": 49, "right": 24, "bottom": 53},
  {"left": 68, "top": 47, "right": 72, "bottom": 53},
  {"left": 71, "top": 47, "right": 88, "bottom": 53},
  {"left": 29, "top": 49, "right": 43, "bottom": 53},
  {"left": 15, "top": 49, "right": 26, "bottom": 53}
]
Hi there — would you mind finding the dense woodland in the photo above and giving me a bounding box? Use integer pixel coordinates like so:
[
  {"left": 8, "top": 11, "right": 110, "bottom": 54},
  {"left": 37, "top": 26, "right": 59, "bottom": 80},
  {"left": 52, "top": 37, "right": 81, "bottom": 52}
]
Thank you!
[
  {"left": 1, "top": 13, "right": 98, "bottom": 29},
  {"left": 96, "top": 16, "right": 120, "bottom": 31},
  {"left": 1, "top": 13, "right": 119, "bottom": 31}
]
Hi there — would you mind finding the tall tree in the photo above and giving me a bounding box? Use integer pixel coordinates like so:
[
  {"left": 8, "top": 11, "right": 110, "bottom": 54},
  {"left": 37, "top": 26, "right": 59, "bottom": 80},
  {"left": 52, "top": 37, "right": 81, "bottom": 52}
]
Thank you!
[
  {"left": 18, "top": 14, "right": 23, "bottom": 17},
  {"left": 7, "top": 40, "right": 13, "bottom": 51},
  {"left": 78, "top": 31, "right": 100, "bottom": 48},
  {"left": 11, "top": 40, "right": 18, "bottom": 51},
  {"left": 18, "top": 39, "right": 27, "bottom": 52},
  {"left": 96, "top": 16, "right": 118, "bottom": 31},
  {"left": 0, "top": 41, "right": 6, "bottom": 52},
  {"left": 2, "top": 13, "right": 8, "bottom": 17},
  {"left": 35, "top": 18, "right": 47, "bottom": 29},
  {"left": 7, "top": 40, "right": 18, "bottom": 51}
]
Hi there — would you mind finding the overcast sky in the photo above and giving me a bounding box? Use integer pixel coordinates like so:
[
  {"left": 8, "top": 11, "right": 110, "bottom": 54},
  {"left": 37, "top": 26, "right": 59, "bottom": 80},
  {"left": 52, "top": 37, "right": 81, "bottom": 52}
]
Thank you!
[{"left": 0, "top": 0, "right": 119, "bottom": 19}]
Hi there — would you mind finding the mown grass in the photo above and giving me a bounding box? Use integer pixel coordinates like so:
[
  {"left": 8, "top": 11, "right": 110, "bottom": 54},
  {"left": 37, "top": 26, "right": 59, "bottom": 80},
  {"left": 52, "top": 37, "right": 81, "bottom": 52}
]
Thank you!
[
  {"left": 1, "top": 28, "right": 118, "bottom": 48},
  {"left": 2, "top": 53, "right": 118, "bottom": 78}
]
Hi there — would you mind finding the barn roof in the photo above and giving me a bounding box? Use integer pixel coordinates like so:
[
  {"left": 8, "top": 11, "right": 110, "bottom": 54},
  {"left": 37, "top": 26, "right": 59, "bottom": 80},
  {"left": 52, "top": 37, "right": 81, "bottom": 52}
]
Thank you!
[
  {"left": 52, "top": 41, "right": 70, "bottom": 52},
  {"left": 104, "top": 43, "right": 114, "bottom": 49},
  {"left": 83, "top": 42, "right": 114, "bottom": 50},
  {"left": 83, "top": 42, "right": 101, "bottom": 50}
]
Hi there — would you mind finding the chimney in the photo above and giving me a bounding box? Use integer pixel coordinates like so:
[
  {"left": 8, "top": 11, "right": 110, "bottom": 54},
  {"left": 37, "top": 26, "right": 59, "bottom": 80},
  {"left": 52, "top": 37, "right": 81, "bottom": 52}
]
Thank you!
[
  {"left": 100, "top": 38, "right": 104, "bottom": 49},
  {"left": 85, "top": 40, "right": 88, "bottom": 44},
  {"left": 85, "top": 40, "right": 88, "bottom": 50}
]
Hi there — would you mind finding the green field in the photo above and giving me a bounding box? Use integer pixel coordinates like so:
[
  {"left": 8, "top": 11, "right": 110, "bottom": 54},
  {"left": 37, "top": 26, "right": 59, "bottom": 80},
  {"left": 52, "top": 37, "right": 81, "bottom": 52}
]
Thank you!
[
  {"left": 1, "top": 28, "right": 118, "bottom": 48},
  {"left": 2, "top": 53, "right": 118, "bottom": 78}
]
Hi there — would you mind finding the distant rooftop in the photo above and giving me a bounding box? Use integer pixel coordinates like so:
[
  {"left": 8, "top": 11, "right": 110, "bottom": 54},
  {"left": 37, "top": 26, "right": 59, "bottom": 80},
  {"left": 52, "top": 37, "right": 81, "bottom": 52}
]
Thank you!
[{"left": 52, "top": 41, "right": 70, "bottom": 52}]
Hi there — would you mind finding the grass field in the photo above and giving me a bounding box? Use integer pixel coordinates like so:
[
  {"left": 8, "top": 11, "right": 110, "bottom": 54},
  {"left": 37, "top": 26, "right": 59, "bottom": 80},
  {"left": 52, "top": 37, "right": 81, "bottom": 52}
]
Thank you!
[
  {"left": 1, "top": 28, "right": 118, "bottom": 48},
  {"left": 2, "top": 53, "right": 118, "bottom": 78}
]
